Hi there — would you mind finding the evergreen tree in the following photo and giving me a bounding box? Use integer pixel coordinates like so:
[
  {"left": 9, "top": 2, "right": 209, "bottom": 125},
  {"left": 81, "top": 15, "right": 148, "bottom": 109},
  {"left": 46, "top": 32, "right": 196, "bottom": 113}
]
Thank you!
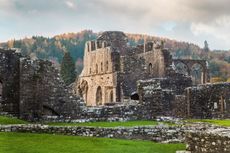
[
  {"left": 60, "top": 51, "right": 76, "bottom": 85},
  {"left": 204, "top": 40, "right": 209, "bottom": 52}
]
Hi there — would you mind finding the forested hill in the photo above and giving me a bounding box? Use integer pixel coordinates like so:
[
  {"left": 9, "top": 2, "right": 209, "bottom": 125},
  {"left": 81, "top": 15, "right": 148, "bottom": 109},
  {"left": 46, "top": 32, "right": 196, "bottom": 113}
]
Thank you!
[{"left": 0, "top": 30, "right": 230, "bottom": 79}]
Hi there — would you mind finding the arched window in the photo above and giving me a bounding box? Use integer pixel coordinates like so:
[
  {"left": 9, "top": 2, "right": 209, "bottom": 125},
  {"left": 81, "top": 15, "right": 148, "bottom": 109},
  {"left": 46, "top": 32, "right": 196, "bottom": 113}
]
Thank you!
[
  {"left": 101, "top": 62, "right": 103, "bottom": 72},
  {"left": 131, "top": 93, "right": 139, "bottom": 100},
  {"left": 148, "top": 63, "right": 152, "bottom": 74},
  {"left": 96, "top": 86, "right": 102, "bottom": 106},
  {"left": 106, "top": 61, "right": 109, "bottom": 71},
  {"left": 96, "top": 64, "right": 98, "bottom": 74},
  {"left": 191, "top": 63, "right": 203, "bottom": 85},
  {"left": 103, "top": 42, "right": 107, "bottom": 48}
]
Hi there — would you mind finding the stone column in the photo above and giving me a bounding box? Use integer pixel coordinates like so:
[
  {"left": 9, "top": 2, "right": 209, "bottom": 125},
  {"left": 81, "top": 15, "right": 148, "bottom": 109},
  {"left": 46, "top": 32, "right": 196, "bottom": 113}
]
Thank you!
[
  {"left": 220, "top": 95, "right": 225, "bottom": 115},
  {"left": 186, "top": 88, "right": 191, "bottom": 118}
]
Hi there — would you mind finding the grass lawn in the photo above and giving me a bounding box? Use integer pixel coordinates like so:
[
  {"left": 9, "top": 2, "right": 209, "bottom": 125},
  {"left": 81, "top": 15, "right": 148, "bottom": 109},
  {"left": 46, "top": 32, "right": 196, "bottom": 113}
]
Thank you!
[
  {"left": 186, "top": 119, "right": 230, "bottom": 127},
  {"left": 48, "top": 120, "right": 164, "bottom": 127},
  {"left": 0, "top": 132, "right": 185, "bottom": 153},
  {"left": 0, "top": 116, "right": 28, "bottom": 125}
]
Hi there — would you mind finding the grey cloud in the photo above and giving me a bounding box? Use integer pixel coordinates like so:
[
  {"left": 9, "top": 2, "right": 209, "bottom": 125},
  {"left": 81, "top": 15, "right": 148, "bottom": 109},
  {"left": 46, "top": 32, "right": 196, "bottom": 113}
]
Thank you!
[{"left": 0, "top": 0, "right": 230, "bottom": 49}]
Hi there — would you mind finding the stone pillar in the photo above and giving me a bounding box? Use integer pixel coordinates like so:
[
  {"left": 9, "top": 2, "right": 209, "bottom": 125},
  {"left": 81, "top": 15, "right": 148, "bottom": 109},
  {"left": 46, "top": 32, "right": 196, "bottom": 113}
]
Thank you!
[
  {"left": 186, "top": 88, "right": 191, "bottom": 118},
  {"left": 220, "top": 95, "right": 225, "bottom": 115},
  {"left": 201, "top": 70, "right": 206, "bottom": 84}
]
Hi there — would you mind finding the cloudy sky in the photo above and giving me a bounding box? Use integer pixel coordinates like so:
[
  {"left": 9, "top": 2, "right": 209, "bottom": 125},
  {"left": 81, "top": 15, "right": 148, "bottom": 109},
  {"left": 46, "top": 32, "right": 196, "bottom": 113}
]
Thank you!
[{"left": 0, "top": 0, "right": 230, "bottom": 50}]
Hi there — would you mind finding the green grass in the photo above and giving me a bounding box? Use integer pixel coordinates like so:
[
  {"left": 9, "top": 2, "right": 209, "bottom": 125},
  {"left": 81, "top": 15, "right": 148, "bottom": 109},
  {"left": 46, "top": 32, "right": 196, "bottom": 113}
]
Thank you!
[
  {"left": 48, "top": 120, "right": 163, "bottom": 127},
  {"left": 0, "top": 116, "right": 28, "bottom": 125},
  {"left": 0, "top": 132, "right": 185, "bottom": 153},
  {"left": 186, "top": 119, "right": 230, "bottom": 127}
]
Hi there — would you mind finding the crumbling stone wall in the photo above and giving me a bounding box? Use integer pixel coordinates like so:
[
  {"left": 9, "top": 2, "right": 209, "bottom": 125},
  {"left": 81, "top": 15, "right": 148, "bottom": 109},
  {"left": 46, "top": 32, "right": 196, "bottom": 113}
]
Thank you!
[
  {"left": 0, "top": 48, "right": 81, "bottom": 121},
  {"left": 185, "top": 83, "right": 230, "bottom": 119},
  {"left": 137, "top": 75, "right": 192, "bottom": 119},
  {"left": 0, "top": 49, "right": 20, "bottom": 116},
  {"left": 19, "top": 58, "right": 81, "bottom": 121}
]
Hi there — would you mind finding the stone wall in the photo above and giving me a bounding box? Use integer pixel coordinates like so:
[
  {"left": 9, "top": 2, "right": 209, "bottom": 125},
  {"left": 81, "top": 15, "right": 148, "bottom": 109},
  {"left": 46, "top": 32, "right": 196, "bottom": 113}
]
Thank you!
[
  {"left": 186, "top": 128, "right": 230, "bottom": 153},
  {"left": 78, "top": 103, "right": 142, "bottom": 121},
  {"left": 185, "top": 83, "right": 230, "bottom": 119},
  {"left": 137, "top": 76, "right": 192, "bottom": 119},
  {"left": 0, "top": 49, "right": 20, "bottom": 116},
  {"left": 0, "top": 124, "right": 187, "bottom": 143},
  {"left": 19, "top": 58, "right": 81, "bottom": 121}
]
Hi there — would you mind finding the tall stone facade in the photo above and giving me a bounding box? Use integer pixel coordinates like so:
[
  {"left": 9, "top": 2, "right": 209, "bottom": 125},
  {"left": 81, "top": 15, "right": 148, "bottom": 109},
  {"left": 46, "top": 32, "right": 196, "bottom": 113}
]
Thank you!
[{"left": 77, "top": 31, "right": 209, "bottom": 106}]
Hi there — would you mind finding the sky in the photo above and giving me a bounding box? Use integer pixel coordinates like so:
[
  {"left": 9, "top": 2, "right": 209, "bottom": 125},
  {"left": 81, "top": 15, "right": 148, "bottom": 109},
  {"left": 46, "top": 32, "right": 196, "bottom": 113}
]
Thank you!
[{"left": 0, "top": 0, "right": 230, "bottom": 50}]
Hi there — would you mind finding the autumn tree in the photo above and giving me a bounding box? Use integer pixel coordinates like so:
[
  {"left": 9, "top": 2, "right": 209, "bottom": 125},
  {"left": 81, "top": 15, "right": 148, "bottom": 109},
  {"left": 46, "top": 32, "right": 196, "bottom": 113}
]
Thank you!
[{"left": 60, "top": 51, "right": 76, "bottom": 85}]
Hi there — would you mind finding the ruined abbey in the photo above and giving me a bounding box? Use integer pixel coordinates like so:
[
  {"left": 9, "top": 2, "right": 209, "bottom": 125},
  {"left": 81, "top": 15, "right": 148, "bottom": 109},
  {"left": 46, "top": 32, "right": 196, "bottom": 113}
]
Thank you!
[
  {"left": 77, "top": 31, "right": 209, "bottom": 106},
  {"left": 0, "top": 31, "right": 230, "bottom": 121}
]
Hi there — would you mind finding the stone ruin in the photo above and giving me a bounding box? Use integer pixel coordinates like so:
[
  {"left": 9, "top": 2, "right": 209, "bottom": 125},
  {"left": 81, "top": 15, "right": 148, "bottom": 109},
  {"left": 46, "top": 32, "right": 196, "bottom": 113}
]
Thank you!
[
  {"left": 0, "top": 32, "right": 230, "bottom": 153},
  {"left": 0, "top": 31, "right": 230, "bottom": 121},
  {"left": 76, "top": 31, "right": 230, "bottom": 120},
  {"left": 0, "top": 48, "right": 82, "bottom": 121}
]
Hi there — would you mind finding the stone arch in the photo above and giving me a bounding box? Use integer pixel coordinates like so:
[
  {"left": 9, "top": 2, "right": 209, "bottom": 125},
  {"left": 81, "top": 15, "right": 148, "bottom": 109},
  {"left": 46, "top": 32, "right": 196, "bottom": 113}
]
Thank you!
[
  {"left": 191, "top": 63, "right": 204, "bottom": 85},
  {"left": 174, "top": 61, "right": 190, "bottom": 76},
  {"left": 173, "top": 59, "right": 209, "bottom": 84},
  {"left": 130, "top": 92, "right": 139, "bottom": 100},
  {"left": 105, "top": 61, "right": 109, "bottom": 71},
  {"left": 96, "top": 86, "right": 102, "bottom": 106},
  {"left": 43, "top": 105, "right": 60, "bottom": 116},
  {"left": 101, "top": 62, "right": 103, "bottom": 72},
  {"left": 148, "top": 63, "right": 152, "bottom": 74}
]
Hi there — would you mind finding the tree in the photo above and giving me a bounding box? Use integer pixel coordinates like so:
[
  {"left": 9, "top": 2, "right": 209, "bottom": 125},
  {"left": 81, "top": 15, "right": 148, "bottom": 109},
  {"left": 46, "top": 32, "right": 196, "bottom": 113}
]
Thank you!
[
  {"left": 60, "top": 51, "right": 76, "bottom": 85},
  {"left": 210, "top": 77, "right": 224, "bottom": 83},
  {"left": 204, "top": 40, "right": 209, "bottom": 52},
  {"left": 227, "top": 78, "right": 230, "bottom": 82}
]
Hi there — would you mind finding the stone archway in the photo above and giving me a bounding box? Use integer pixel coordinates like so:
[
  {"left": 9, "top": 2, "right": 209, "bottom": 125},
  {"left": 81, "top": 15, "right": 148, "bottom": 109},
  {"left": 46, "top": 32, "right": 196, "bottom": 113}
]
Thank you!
[
  {"left": 96, "top": 86, "right": 102, "bottom": 106},
  {"left": 173, "top": 59, "right": 209, "bottom": 84},
  {"left": 191, "top": 63, "right": 204, "bottom": 85},
  {"left": 174, "top": 62, "right": 190, "bottom": 76},
  {"left": 130, "top": 92, "right": 139, "bottom": 100}
]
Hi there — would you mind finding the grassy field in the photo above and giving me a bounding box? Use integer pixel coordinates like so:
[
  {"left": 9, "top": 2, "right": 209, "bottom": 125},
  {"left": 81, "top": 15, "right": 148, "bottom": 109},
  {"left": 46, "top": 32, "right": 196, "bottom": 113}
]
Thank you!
[
  {"left": 0, "top": 132, "right": 185, "bottom": 153},
  {"left": 48, "top": 120, "right": 163, "bottom": 127},
  {"left": 187, "top": 119, "right": 230, "bottom": 127},
  {"left": 0, "top": 116, "right": 28, "bottom": 125}
]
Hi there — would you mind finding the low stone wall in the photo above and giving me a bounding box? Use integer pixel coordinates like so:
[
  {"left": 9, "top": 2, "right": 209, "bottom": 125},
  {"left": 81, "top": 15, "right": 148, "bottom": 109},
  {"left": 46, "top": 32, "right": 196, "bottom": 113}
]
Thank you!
[
  {"left": 43, "top": 103, "right": 143, "bottom": 122},
  {"left": 0, "top": 124, "right": 188, "bottom": 143},
  {"left": 186, "top": 128, "right": 230, "bottom": 153}
]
